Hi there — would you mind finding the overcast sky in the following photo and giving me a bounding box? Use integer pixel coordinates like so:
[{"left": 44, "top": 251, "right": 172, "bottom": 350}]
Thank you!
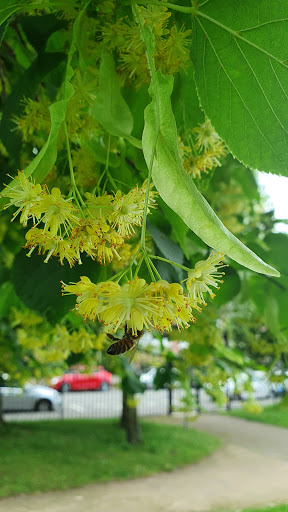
[{"left": 256, "top": 171, "right": 288, "bottom": 234}]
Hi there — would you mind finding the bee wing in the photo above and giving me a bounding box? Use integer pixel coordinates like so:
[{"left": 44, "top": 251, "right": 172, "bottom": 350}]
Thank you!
[
  {"left": 106, "top": 333, "right": 118, "bottom": 341},
  {"left": 128, "top": 339, "right": 140, "bottom": 363}
]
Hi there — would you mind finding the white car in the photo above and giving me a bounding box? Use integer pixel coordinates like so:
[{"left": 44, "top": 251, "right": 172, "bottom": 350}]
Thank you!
[
  {"left": 270, "top": 370, "right": 288, "bottom": 396},
  {"left": 0, "top": 383, "right": 62, "bottom": 412}
]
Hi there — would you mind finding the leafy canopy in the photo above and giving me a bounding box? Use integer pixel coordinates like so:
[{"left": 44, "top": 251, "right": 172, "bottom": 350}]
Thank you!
[{"left": 0, "top": 0, "right": 287, "bottom": 382}]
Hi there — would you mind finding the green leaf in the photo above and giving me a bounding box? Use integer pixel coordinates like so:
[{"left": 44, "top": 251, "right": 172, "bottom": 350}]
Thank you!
[
  {"left": 248, "top": 233, "right": 288, "bottom": 331},
  {"left": 249, "top": 274, "right": 288, "bottom": 332},
  {"left": 212, "top": 265, "right": 241, "bottom": 307},
  {"left": 148, "top": 223, "right": 184, "bottom": 265},
  {"left": 0, "top": 5, "right": 86, "bottom": 207},
  {"left": 154, "top": 363, "right": 179, "bottom": 390},
  {"left": 0, "top": 281, "right": 23, "bottom": 319},
  {"left": 121, "top": 359, "right": 145, "bottom": 395},
  {"left": 0, "top": 0, "right": 24, "bottom": 26},
  {"left": 148, "top": 222, "right": 184, "bottom": 281},
  {"left": 91, "top": 51, "right": 133, "bottom": 137},
  {"left": 19, "top": 14, "right": 66, "bottom": 53},
  {"left": 191, "top": 0, "right": 288, "bottom": 175},
  {"left": 0, "top": 52, "right": 65, "bottom": 172},
  {"left": 263, "top": 233, "right": 288, "bottom": 285},
  {"left": 158, "top": 198, "right": 190, "bottom": 259},
  {"left": 123, "top": 83, "right": 149, "bottom": 139},
  {"left": 89, "top": 139, "right": 121, "bottom": 167},
  {"left": 11, "top": 250, "right": 107, "bottom": 323},
  {"left": 142, "top": 70, "right": 279, "bottom": 277},
  {"left": 215, "top": 343, "right": 245, "bottom": 366},
  {"left": 171, "top": 63, "right": 204, "bottom": 134}
]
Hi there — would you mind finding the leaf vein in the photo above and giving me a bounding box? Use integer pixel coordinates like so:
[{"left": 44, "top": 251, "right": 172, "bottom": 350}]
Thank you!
[
  {"left": 198, "top": 11, "right": 288, "bottom": 72},
  {"left": 269, "top": 59, "right": 288, "bottom": 102},
  {"left": 240, "top": 18, "right": 288, "bottom": 32},
  {"left": 234, "top": 38, "right": 288, "bottom": 138},
  {"left": 196, "top": 17, "right": 282, "bottom": 164}
]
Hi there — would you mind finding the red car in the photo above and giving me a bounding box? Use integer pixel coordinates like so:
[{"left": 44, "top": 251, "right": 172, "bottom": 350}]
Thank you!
[{"left": 50, "top": 366, "right": 112, "bottom": 392}]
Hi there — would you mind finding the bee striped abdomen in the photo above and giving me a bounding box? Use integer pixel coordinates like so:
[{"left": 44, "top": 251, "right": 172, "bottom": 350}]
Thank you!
[
  {"left": 106, "top": 328, "right": 144, "bottom": 356},
  {"left": 106, "top": 337, "right": 134, "bottom": 355}
]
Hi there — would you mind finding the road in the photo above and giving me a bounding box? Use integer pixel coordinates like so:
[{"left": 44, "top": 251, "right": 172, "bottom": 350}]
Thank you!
[{"left": 3, "top": 387, "right": 277, "bottom": 422}]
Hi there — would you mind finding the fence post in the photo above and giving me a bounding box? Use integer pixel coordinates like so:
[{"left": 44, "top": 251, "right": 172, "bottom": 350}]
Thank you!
[
  {"left": 168, "top": 361, "right": 173, "bottom": 415},
  {"left": 223, "top": 331, "right": 232, "bottom": 411},
  {"left": 196, "top": 384, "right": 201, "bottom": 413},
  {"left": 226, "top": 383, "right": 232, "bottom": 411}
]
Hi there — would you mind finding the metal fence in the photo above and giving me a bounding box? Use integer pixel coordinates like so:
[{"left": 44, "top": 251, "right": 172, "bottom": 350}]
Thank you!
[{"left": 1, "top": 385, "right": 278, "bottom": 423}]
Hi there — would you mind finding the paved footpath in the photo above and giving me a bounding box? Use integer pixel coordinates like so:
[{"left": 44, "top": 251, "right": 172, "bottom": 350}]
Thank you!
[{"left": 2, "top": 414, "right": 288, "bottom": 512}]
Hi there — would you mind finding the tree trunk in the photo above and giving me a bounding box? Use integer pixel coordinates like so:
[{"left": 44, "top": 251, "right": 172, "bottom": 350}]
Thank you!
[{"left": 121, "top": 392, "right": 142, "bottom": 445}]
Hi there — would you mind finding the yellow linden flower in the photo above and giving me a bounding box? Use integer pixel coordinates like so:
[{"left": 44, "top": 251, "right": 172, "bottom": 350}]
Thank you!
[
  {"left": 2, "top": 171, "right": 43, "bottom": 226},
  {"left": 17, "top": 328, "right": 49, "bottom": 349},
  {"left": 71, "top": 218, "right": 106, "bottom": 262},
  {"left": 72, "top": 145, "right": 99, "bottom": 188},
  {"left": 186, "top": 252, "right": 227, "bottom": 307},
  {"left": 101, "top": 18, "right": 127, "bottom": 50},
  {"left": 31, "top": 187, "right": 79, "bottom": 237},
  {"left": 139, "top": 5, "right": 171, "bottom": 37},
  {"left": 24, "top": 228, "right": 77, "bottom": 267},
  {"left": 148, "top": 280, "right": 195, "bottom": 332},
  {"left": 193, "top": 119, "right": 221, "bottom": 152},
  {"left": 109, "top": 189, "right": 143, "bottom": 237},
  {"left": 96, "top": 229, "right": 123, "bottom": 265},
  {"left": 10, "top": 308, "right": 43, "bottom": 328},
  {"left": 62, "top": 275, "right": 100, "bottom": 297},
  {"left": 183, "top": 154, "right": 208, "bottom": 179},
  {"left": 13, "top": 97, "right": 50, "bottom": 144},
  {"left": 69, "top": 328, "right": 95, "bottom": 353},
  {"left": 84, "top": 192, "right": 114, "bottom": 222},
  {"left": 62, "top": 278, "right": 120, "bottom": 322},
  {"left": 24, "top": 227, "right": 46, "bottom": 256},
  {"left": 99, "top": 278, "right": 160, "bottom": 334},
  {"left": 43, "top": 235, "right": 76, "bottom": 267},
  {"left": 138, "top": 180, "right": 158, "bottom": 209},
  {"left": 120, "top": 51, "right": 150, "bottom": 84},
  {"left": 178, "top": 133, "right": 226, "bottom": 180},
  {"left": 109, "top": 182, "right": 157, "bottom": 237},
  {"left": 112, "top": 241, "right": 139, "bottom": 270},
  {"left": 92, "top": 332, "right": 107, "bottom": 351},
  {"left": 161, "top": 25, "right": 192, "bottom": 73}
]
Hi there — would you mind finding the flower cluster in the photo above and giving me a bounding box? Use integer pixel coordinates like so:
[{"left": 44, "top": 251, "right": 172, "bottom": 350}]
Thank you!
[
  {"left": 186, "top": 252, "right": 227, "bottom": 307},
  {"left": 11, "top": 307, "right": 104, "bottom": 365},
  {"left": 100, "top": 4, "right": 192, "bottom": 86},
  {"left": 62, "top": 276, "right": 194, "bottom": 335},
  {"left": 62, "top": 252, "right": 226, "bottom": 337},
  {"left": 178, "top": 119, "right": 227, "bottom": 179},
  {"left": 2, "top": 171, "right": 157, "bottom": 266}
]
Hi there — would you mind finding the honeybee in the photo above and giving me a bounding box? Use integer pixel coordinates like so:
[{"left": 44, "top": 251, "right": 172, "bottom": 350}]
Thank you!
[{"left": 106, "top": 325, "right": 144, "bottom": 358}]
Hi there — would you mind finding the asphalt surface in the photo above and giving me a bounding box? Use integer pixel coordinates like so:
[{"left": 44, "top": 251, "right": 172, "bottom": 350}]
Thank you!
[{"left": 3, "top": 387, "right": 277, "bottom": 422}]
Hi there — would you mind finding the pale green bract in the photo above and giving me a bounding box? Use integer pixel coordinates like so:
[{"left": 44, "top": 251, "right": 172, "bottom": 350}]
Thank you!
[
  {"left": 142, "top": 70, "right": 279, "bottom": 277},
  {"left": 91, "top": 51, "right": 133, "bottom": 137}
]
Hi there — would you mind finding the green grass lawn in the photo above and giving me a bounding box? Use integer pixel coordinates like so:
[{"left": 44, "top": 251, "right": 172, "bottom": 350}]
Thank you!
[
  {"left": 0, "top": 418, "right": 220, "bottom": 498},
  {"left": 228, "top": 403, "right": 288, "bottom": 428},
  {"left": 241, "top": 506, "right": 288, "bottom": 512}
]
